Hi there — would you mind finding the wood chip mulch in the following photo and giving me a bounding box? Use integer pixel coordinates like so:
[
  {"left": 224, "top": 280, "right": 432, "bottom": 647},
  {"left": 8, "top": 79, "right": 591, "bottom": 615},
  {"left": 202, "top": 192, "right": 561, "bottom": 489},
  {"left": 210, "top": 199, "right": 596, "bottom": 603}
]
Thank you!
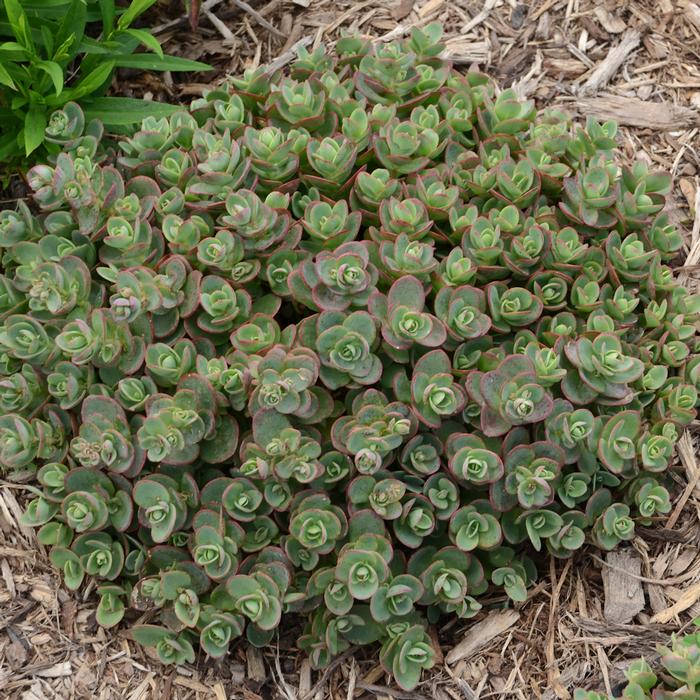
[{"left": 2, "top": 0, "right": 700, "bottom": 697}]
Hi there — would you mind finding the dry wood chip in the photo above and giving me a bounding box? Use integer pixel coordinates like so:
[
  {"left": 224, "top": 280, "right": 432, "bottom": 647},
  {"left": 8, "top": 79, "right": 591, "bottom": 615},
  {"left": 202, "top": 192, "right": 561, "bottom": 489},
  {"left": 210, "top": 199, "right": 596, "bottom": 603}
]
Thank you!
[
  {"left": 443, "top": 38, "right": 490, "bottom": 64},
  {"left": 60, "top": 599, "right": 77, "bottom": 634},
  {"left": 668, "top": 547, "right": 698, "bottom": 576},
  {"left": 545, "top": 57, "right": 587, "bottom": 76},
  {"left": 20, "top": 682, "right": 48, "bottom": 700},
  {"left": 678, "top": 177, "right": 696, "bottom": 209},
  {"left": 418, "top": 0, "right": 444, "bottom": 18},
  {"left": 593, "top": 7, "right": 626, "bottom": 34},
  {"left": 596, "top": 646, "right": 613, "bottom": 697},
  {"left": 246, "top": 644, "right": 266, "bottom": 682},
  {"left": 651, "top": 581, "right": 700, "bottom": 623},
  {"left": 542, "top": 662, "right": 590, "bottom": 700},
  {"left": 648, "top": 551, "right": 671, "bottom": 615},
  {"left": 535, "top": 11, "right": 551, "bottom": 40},
  {"left": 460, "top": 0, "right": 498, "bottom": 34},
  {"left": 0, "top": 545, "right": 33, "bottom": 558},
  {"left": 297, "top": 659, "right": 311, "bottom": 696},
  {"left": 643, "top": 34, "right": 669, "bottom": 59},
  {"left": 391, "top": 0, "right": 415, "bottom": 21},
  {"left": 580, "top": 29, "right": 641, "bottom": 95},
  {"left": 445, "top": 610, "right": 519, "bottom": 664},
  {"left": 30, "top": 582, "right": 56, "bottom": 608},
  {"left": 602, "top": 550, "right": 645, "bottom": 624},
  {"left": 126, "top": 674, "right": 155, "bottom": 700},
  {"left": 686, "top": 3, "right": 700, "bottom": 31},
  {"left": 6, "top": 637, "right": 28, "bottom": 668},
  {"left": 530, "top": 0, "right": 561, "bottom": 23},
  {"left": 636, "top": 84, "right": 653, "bottom": 100},
  {"left": 1, "top": 487, "right": 35, "bottom": 540},
  {"left": 577, "top": 95, "right": 700, "bottom": 130},
  {"left": 32, "top": 662, "right": 73, "bottom": 678},
  {"left": 674, "top": 432, "right": 700, "bottom": 502},
  {"left": 174, "top": 675, "right": 210, "bottom": 692},
  {"left": 1, "top": 557, "right": 16, "bottom": 597}
]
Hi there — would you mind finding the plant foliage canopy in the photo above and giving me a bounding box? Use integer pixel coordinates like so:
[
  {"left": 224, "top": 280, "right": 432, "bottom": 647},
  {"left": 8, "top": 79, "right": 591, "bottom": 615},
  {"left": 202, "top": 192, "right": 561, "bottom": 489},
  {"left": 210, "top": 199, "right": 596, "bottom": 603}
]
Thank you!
[{"left": 1, "top": 22, "right": 698, "bottom": 691}]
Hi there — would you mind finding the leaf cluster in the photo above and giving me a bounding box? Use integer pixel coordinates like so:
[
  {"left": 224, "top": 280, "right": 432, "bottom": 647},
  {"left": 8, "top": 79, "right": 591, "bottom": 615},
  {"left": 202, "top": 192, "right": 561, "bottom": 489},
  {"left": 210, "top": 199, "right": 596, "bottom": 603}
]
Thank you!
[{"left": 2, "top": 22, "right": 699, "bottom": 692}]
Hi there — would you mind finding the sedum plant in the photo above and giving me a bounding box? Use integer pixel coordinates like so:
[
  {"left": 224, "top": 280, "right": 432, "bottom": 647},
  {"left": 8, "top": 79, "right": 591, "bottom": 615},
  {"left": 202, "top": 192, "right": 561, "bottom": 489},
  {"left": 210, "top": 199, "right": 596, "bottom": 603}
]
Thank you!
[{"left": 2, "top": 22, "right": 698, "bottom": 692}]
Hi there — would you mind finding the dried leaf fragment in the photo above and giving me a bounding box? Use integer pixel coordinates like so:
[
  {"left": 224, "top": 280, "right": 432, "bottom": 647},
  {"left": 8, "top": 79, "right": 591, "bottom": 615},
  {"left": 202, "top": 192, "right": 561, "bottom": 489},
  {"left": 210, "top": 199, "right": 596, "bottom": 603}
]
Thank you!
[{"left": 446, "top": 610, "right": 519, "bottom": 664}]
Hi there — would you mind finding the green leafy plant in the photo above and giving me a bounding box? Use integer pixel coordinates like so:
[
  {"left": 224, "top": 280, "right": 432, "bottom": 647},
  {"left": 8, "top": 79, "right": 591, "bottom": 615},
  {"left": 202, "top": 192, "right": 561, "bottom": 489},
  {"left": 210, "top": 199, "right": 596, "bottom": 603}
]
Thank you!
[
  {"left": 2, "top": 22, "right": 698, "bottom": 693},
  {"left": 0, "top": 0, "right": 210, "bottom": 174}
]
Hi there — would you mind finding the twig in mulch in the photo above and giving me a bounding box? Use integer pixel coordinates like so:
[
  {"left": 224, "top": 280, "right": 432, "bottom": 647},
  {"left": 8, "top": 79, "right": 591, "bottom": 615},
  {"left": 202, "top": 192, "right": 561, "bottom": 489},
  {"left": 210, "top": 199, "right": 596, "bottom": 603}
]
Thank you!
[
  {"left": 545, "top": 558, "right": 572, "bottom": 699},
  {"left": 596, "top": 646, "right": 614, "bottom": 697},
  {"left": 153, "top": 0, "right": 224, "bottom": 33},
  {"left": 299, "top": 647, "right": 357, "bottom": 700},
  {"left": 460, "top": 0, "right": 498, "bottom": 34},
  {"left": 205, "top": 7, "right": 235, "bottom": 41},
  {"left": 272, "top": 647, "right": 298, "bottom": 700},
  {"left": 355, "top": 683, "right": 430, "bottom": 699},
  {"left": 579, "top": 29, "right": 641, "bottom": 94},
  {"left": 323, "top": 0, "right": 376, "bottom": 35},
  {"left": 679, "top": 185, "right": 700, "bottom": 281},
  {"left": 266, "top": 36, "right": 313, "bottom": 73},
  {"left": 651, "top": 582, "right": 700, "bottom": 624},
  {"left": 637, "top": 525, "right": 690, "bottom": 543},
  {"left": 231, "top": 0, "right": 284, "bottom": 37},
  {"left": 529, "top": 0, "right": 561, "bottom": 23},
  {"left": 576, "top": 95, "right": 700, "bottom": 130},
  {"left": 345, "top": 658, "right": 357, "bottom": 700},
  {"left": 573, "top": 618, "right": 673, "bottom": 644},
  {"left": 590, "top": 553, "right": 700, "bottom": 587},
  {"left": 665, "top": 467, "right": 700, "bottom": 530},
  {"left": 0, "top": 600, "right": 39, "bottom": 632},
  {"left": 153, "top": 0, "right": 284, "bottom": 38},
  {"left": 445, "top": 608, "right": 519, "bottom": 665}
]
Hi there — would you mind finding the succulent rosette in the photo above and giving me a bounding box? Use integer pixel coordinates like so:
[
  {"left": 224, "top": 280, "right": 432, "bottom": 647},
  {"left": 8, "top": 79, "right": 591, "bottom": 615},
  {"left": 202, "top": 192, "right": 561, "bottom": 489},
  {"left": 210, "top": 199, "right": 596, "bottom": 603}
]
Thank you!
[
  {"left": 369, "top": 275, "right": 447, "bottom": 351},
  {"left": 2, "top": 20, "right": 698, "bottom": 694}
]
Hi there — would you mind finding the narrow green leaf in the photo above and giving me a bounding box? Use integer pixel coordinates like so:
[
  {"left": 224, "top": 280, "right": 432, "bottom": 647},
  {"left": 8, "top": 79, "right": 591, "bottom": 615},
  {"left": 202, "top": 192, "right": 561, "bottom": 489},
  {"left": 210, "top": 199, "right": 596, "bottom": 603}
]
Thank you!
[
  {"left": 40, "top": 25, "right": 55, "bottom": 57},
  {"left": 51, "top": 60, "right": 114, "bottom": 104},
  {"left": 36, "top": 60, "right": 64, "bottom": 96},
  {"left": 55, "top": 0, "right": 86, "bottom": 60},
  {"left": 112, "top": 54, "right": 212, "bottom": 72},
  {"left": 0, "top": 41, "right": 28, "bottom": 53},
  {"left": 0, "top": 62, "right": 15, "bottom": 89},
  {"left": 81, "top": 97, "right": 181, "bottom": 126},
  {"left": 98, "top": 0, "right": 116, "bottom": 35},
  {"left": 3, "top": 0, "right": 33, "bottom": 50},
  {"left": 117, "top": 0, "right": 158, "bottom": 31},
  {"left": 124, "top": 28, "right": 164, "bottom": 59},
  {"left": 23, "top": 105, "right": 47, "bottom": 155}
]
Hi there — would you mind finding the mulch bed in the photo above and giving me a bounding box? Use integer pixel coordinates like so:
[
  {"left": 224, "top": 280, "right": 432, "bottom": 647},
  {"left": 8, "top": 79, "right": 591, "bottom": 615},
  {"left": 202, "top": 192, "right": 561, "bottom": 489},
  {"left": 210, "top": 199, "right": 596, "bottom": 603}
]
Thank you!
[{"left": 2, "top": 1, "right": 700, "bottom": 698}]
